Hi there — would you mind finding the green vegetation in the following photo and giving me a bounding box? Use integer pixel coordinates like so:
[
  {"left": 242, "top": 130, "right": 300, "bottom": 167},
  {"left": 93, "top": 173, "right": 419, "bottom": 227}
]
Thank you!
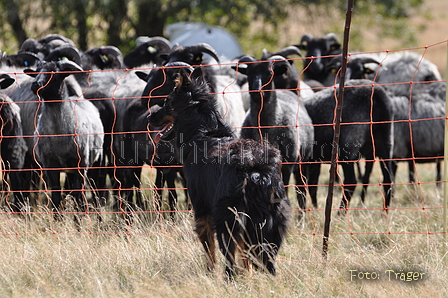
[{"left": 0, "top": 0, "right": 427, "bottom": 55}]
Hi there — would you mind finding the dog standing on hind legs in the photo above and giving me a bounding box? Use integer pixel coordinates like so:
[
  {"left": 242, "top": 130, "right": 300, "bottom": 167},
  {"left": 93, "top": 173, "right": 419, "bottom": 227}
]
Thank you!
[{"left": 148, "top": 66, "right": 291, "bottom": 277}]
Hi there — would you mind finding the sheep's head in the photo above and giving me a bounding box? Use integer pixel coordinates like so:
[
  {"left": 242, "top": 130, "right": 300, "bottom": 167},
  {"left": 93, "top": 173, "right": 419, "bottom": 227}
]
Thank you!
[
  {"left": 24, "top": 60, "right": 83, "bottom": 99},
  {"left": 261, "top": 46, "right": 302, "bottom": 90},
  {"left": 124, "top": 36, "right": 171, "bottom": 68},
  {"left": 232, "top": 55, "right": 290, "bottom": 94},
  {"left": 0, "top": 52, "right": 40, "bottom": 68},
  {"left": 160, "top": 43, "right": 220, "bottom": 66},
  {"left": 296, "top": 33, "right": 341, "bottom": 79},
  {"left": 83, "top": 46, "right": 123, "bottom": 70},
  {"left": 45, "top": 45, "right": 82, "bottom": 66},
  {"left": 325, "top": 56, "right": 381, "bottom": 81}
]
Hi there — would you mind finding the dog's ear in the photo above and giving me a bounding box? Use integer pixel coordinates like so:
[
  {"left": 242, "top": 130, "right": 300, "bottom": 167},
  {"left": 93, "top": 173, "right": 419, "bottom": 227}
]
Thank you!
[{"left": 190, "top": 66, "right": 203, "bottom": 80}]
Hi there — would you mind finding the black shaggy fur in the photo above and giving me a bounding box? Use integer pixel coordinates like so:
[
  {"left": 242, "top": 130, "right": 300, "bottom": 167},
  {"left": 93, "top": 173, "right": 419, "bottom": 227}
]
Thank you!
[{"left": 148, "top": 67, "right": 291, "bottom": 277}]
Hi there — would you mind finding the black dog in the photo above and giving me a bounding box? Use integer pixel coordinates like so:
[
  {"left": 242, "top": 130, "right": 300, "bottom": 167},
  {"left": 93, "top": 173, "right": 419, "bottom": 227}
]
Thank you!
[{"left": 148, "top": 66, "right": 291, "bottom": 276}]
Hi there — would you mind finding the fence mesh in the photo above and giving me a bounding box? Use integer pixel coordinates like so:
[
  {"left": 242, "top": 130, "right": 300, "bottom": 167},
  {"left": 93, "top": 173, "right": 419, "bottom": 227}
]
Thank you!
[{"left": 0, "top": 40, "right": 447, "bottom": 253}]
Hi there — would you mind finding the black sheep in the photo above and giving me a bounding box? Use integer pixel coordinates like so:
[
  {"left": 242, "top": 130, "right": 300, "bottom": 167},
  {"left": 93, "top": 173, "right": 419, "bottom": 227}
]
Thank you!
[
  {"left": 233, "top": 55, "right": 314, "bottom": 217},
  {"left": 303, "top": 79, "right": 394, "bottom": 212}
]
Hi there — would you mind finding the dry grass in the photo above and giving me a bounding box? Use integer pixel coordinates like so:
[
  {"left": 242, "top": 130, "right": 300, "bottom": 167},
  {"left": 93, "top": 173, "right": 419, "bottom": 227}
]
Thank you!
[
  {"left": 1, "top": 1, "right": 447, "bottom": 296},
  {"left": 1, "top": 161, "right": 447, "bottom": 297}
]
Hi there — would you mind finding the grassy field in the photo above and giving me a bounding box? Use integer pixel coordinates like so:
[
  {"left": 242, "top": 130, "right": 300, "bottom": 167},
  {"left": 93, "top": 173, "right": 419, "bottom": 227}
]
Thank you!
[
  {"left": 0, "top": 161, "right": 447, "bottom": 297},
  {"left": 1, "top": 0, "right": 447, "bottom": 296}
]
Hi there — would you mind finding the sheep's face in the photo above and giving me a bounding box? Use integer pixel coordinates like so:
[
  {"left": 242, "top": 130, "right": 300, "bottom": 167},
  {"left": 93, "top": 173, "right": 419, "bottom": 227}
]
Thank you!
[
  {"left": 160, "top": 43, "right": 220, "bottom": 66},
  {"left": 24, "top": 60, "right": 83, "bottom": 99},
  {"left": 26, "top": 62, "right": 65, "bottom": 98},
  {"left": 346, "top": 60, "right": 369, "bottom": 80},
  {"left": 84, "top": 46, "right": 122, "bottom": 70},
  {"left": 246, "top": 61, "right": 275, "bottom": 92},
  {"left": 300, "top": 38, "right": 341, "bottom": 78},
  {"left": 166, "top": 49, "right": 199, "bottom": 65},
  {"left": 237, "top": 59, "right": 289, "bottom": 99},
  {"left": 124, "top": 43, "right": 158, "bottom": 68}
]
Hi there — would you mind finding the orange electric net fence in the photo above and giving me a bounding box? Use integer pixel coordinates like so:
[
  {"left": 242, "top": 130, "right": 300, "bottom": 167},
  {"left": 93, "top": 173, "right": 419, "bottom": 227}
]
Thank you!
[{"left": 0, "top": 39, "right": 447, "bottom": 249}]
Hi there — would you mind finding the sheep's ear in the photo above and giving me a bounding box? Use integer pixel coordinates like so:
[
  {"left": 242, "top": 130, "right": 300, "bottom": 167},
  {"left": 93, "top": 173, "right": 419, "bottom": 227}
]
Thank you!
[
  {"left": 232, "top": 63, "right": 247, "bottom": 75},
  {"left": 193, "top": 52, "right": 203, "bottom": 64},
  {"left": 295, "top": 43, "right": 307, "bottom": 51},
  {"left": 330, "top": 44, "right": 341, "bottom": 51},
  {"left": 159, "top": 53, "right": 168, "bottom": 62},
  {"left": 0, "top": 75, "right": 15, "bottom": 89},
  {"left": 135, "top": 71, "right": 148, "bottom": 82},
  {"left": 24, "top": 68, "right": 38, "bottom": 78},
  {"left": 273, "top": 62, "right": 289, "bottom": 76}
]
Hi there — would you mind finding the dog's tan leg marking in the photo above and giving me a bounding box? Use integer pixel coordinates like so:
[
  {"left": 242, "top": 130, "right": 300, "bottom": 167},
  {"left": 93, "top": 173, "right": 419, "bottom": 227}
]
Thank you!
[
  {"left": 195, "top": 215, "right": 216, "bottom": 271},
  {"left": 237, "top": 238, "right": 253, "bottom": 275}
]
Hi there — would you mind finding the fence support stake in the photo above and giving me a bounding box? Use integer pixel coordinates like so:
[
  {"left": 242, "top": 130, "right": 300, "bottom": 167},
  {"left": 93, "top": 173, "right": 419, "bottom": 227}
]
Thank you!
[{"left": 322, "top": 0, "right": 354, "bottom": 264}]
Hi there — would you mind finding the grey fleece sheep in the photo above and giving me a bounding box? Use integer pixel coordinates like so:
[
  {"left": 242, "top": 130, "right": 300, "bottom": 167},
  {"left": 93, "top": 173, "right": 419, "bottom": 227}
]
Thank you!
[
  {"left": 6, "top": 74, "right": 47, "bottom": 205},
  {"left": 24, "top": 60, "right": 104, "bottom": 216},
  {"left": 0, "top": 74, "right": 28, "bottom": 212},
  {"left": 338, "top": 52, "right": 444, "bottom": 190},
  {"left": 374, "top": 52, "right": 443, "bottom": 185},
  {"left": 361, "top": 82, "right": 445, "bottom": 202},
  {"left": 374, "top": 51, "right": 442, "bottom": 97},
  {"left": 303, "top": 79, "right": 394, "bottom": 213},
  {"left": 369, "top": 81, "right": 446, "bottom": 187},
  {"left": 233, "top": 55, "right": 314, "bottom": 216},
  {"left": 1, "top": 51, "right": 44, "bottom": 205}
]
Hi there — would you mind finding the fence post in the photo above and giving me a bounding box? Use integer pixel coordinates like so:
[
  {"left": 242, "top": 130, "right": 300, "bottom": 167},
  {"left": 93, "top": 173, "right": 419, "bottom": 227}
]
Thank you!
[{"left": 322, "top": 0, "right": 354, "bottom": 263}]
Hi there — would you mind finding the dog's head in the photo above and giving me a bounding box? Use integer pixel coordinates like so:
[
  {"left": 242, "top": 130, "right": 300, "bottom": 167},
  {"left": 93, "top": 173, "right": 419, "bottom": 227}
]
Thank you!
[
  {"left": 138, "top": 62, "right": 194, "bottom": 108},
  {"left": 148, "top": 66, "right": 210, "bottom": 143}
]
